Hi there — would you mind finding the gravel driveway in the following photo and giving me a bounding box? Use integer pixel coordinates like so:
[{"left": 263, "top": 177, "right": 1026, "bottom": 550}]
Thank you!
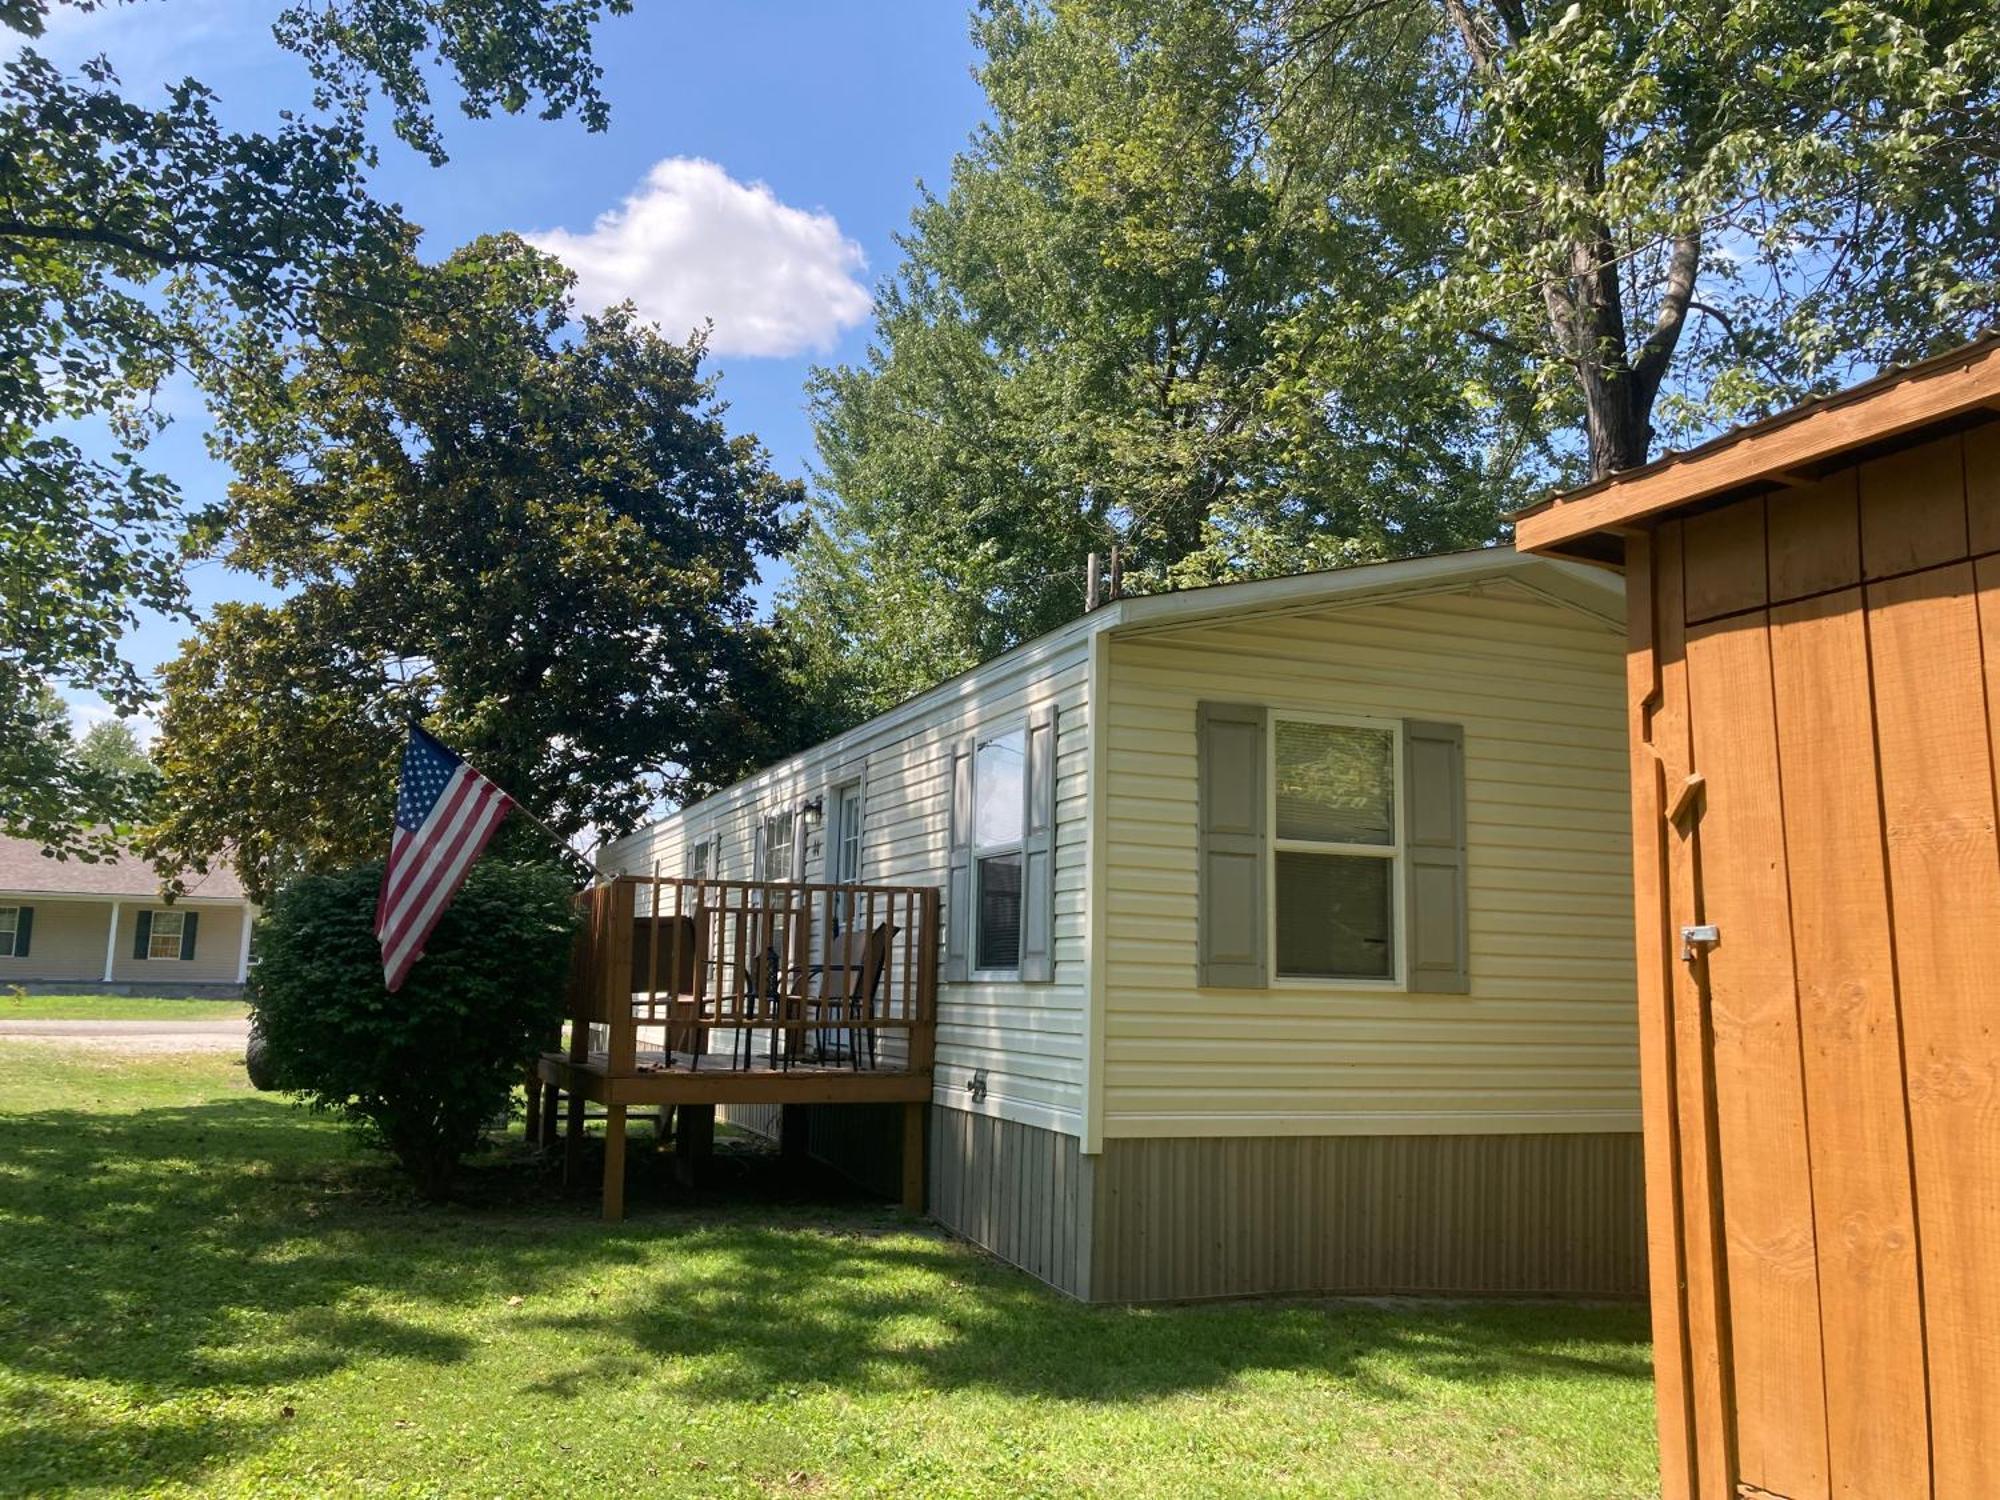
[{"left": 0, "top": 1018, "right": 251, "bottom": 1054}]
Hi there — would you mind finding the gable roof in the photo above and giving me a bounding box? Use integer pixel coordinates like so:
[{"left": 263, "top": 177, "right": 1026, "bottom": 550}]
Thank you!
[
  {"left": 0, "top": 836, "right": 246, "bottom": 901},
  {"left": 614, "top": 547, "right": 1623, "bottom": 849}
]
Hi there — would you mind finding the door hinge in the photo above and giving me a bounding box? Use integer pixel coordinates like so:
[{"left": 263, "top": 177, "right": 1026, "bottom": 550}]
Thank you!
[{"left": 1680, "top": 924, "right": 1720, "bottom": 962}]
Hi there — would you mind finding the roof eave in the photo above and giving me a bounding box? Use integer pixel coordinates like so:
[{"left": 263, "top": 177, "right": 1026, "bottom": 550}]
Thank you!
[{"left": 1516, "top": 334, "right": 2000, "bottom": 553}]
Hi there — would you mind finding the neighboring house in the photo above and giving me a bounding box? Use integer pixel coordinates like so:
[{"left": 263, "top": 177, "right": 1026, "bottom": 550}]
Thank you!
[
  {"left": 0, "top": 836, "right": 254, "bottom": 995},
  {"left": 602, "top": 547, "right": 1642, "bottom": 1300}
]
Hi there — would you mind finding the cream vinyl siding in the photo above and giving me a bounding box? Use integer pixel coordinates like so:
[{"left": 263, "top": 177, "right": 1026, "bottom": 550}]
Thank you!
[
  {"left": 604, "top": 645, "right": 1092, "bottom": 1136},
  {"left": 0, "top": 900, "right": 103, "bottom": 983},
  {"left": 107, "top": 904, "right": 247, "bottom": 986},
  {"left": 1101, "top": 579, "right": 1639, "bottom": 1138}
]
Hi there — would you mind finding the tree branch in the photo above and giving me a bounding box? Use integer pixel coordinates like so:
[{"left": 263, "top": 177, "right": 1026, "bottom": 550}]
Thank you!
[{"left": 1632, "top": 228, "right": 1700, "bottom": 405}]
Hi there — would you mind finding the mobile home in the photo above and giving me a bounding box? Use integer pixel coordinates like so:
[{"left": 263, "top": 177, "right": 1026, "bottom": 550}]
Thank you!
[{"left": 596, "top": 547, "right": 1643, "bottom": 1300}]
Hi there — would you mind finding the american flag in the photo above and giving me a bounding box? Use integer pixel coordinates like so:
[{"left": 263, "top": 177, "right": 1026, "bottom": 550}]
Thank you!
[{"left": 376, "top": 725, "right": 513, "bottom": 992}]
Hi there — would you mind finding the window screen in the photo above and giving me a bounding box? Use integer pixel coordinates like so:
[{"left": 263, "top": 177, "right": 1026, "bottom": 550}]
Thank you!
[
  {"left": 1272, "top": 719, "right": 1398, "bottom": 981},
  {"left": 0, "top": 908, "right": 16, "bottom": 958},
  {"left": 1274, "top": 852, "right": 1393, "bottom": 979},
  {"left": 972, "top": 729, "right": 1027, "bottom": 972},
  {"left": 1275, "top": 720, "right": 1394, "bottom": 845},
  {"left": 149, "top": 910, "right": 186, "bottom": 961},
  {"left": 976, "top": 853, "right": 1022, "bottom": 971}
]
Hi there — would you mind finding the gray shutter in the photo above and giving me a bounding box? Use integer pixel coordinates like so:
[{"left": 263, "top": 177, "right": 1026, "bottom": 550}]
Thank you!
[
  {"left": 1402, "top": 720, "right": 1469, "bottom": 993},
  {"left": 1197, "top": 702, "right": 1268, "bottom": 988},
  {"left": 943, "top": 735, "right": 974, "bottom": 982},
  {"left": 752, "top": 819, "right": 767, "bottom": 883},
  {"left": 132, "top": 909, "right": 152, "bottom": 960},
  {"left": 1019, "top": 704, "right": 1058, "bottom": 982},
  {"left": 789, "top": 805, "right": 808, "bottom": 881},
  {"left": 179, "top": 909, "right": 200, "bottom": 961},
  {"left": 12, "top": 906, "right": 31, "bottom": 958}
]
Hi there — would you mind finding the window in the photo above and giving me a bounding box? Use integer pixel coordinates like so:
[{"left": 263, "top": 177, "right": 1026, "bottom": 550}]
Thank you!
[
  {"left": 684, "top": 836, "right": 712, "bottom": 881},
  {"left": 148, "top": 909, "right": 187, "bottom": 961},
  {"left": 830, "top": 783, "right": 863, "bottom": 886},
  {"left": 760, "top": 809, "right": 798, "bottom": 883},
  {"left": 0, "top": 908, "right": 17, "bottom": 958},
  {"left": 1271, "top": 717, "right": 1399, "bottom": 980},
  {"left": 972, "top": 728, "right": 1026, "bottom": 971}
]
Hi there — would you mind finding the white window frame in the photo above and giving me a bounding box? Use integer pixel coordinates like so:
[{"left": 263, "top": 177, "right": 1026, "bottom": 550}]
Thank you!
[
  {"left": 1267, "top": 711, "right": 1405, "bottom": 989},
  {"left": 759, "top": 806, "right": 803, "bottom": 884},
  {"left": 147, "top": 908, "right": 188, "bottom": 962},
  {"left": 970, "top": 722, "right": 1028, "bottom": 980},
  {"left": 683, "top": 832, "right": 714, "bottom": 882},
  {"left": 825, "top": 779, "right": 865, "bottom": 935},
  {"left": 0, "top": 907, "right": 18, "bottom": 958}
]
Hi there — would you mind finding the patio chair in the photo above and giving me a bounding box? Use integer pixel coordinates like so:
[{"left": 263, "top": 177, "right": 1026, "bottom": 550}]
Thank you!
[
  {"left": 629, "top": 913, "right": 706, "bottom": 1065},
  {"left": 806, "top": 921, "right": 898, "bottom": 1070}
]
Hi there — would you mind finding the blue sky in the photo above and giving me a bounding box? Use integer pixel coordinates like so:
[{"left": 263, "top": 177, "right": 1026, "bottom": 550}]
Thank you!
[{"left": 37, "top": 0, "right": 984, "bottom": 728}]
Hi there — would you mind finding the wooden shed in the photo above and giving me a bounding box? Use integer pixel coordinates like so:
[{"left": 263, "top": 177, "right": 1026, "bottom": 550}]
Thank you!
[{"left": 1516, "top": 335, "right": 2000, "bottom": 1500}]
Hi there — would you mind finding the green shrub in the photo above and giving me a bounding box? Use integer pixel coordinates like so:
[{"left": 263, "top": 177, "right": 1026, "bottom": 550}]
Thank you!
[{"left": 249, "top": 859, "right": 577, "bottom": 1197}]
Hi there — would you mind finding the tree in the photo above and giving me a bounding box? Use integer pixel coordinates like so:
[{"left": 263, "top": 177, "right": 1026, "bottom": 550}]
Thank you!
[
  {"left": 77, "top": 718, "right": 153, "bottom": 782},
  {"left": 1, "top": 0, "right": 629, "bottom": 853},
  {"left": 249, "top": 859, "right": 576, "bottom": 1199},
  {"left": 784, "top": 0, "right": 1534, "bottom": 721},
  {"left": 1280, "top": 0, "right": 2000, "bottom": 476},
  {"left": 0, "top": 678, "right": 149, "bottom": 857},
  {"left": 149, "top": 235, "right": 806, "bottom": 901}
]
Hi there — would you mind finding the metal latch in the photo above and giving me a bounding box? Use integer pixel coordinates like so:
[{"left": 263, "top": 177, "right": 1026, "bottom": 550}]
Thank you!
[{"left": 1680, "top": 924, "right": 1720, "bottom": 962}]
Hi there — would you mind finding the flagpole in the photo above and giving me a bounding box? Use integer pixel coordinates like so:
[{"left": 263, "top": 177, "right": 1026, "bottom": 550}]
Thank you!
[{"left": 407, "top": 719, "right": 606, "bottom": 883}]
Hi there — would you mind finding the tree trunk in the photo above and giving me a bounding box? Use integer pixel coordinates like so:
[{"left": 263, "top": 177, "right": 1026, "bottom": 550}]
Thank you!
[{"left": 1583, "top": 367, "right": 1653, "bottom": 479}]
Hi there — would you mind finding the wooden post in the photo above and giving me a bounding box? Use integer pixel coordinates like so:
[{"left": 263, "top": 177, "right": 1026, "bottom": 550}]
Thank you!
[
  {"left": 602, "top": 1102, "right": 627, "bottom": 1222},
  {"left": 675, "top": 1103, "right": 715, "bottom": 1188},
  {"left": 562, "top": 1084, "right": 586, "bottom": 1190},
  {"left": 538, "top": 1081, "right": 560, "bottom": 1150},
  {"left": 901, "top": 1100, "right": 926, "bottom": 1213},
  {"left": 522, "top": 1065, "right": 541, "bottom": 1143}
]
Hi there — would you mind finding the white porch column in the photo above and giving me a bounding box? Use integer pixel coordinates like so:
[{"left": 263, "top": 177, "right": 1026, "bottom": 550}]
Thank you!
[
  {"left": 102, "top": 899, "right": 120, "bottom": 983},
  {"left": 235, "top": 904, "right": 255, "bottom": 985}
]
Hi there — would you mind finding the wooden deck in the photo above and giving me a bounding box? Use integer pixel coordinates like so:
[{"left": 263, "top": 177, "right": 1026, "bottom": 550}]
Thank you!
[{"left": 532, "top": 874, "right": 939, "bottom": 1221}]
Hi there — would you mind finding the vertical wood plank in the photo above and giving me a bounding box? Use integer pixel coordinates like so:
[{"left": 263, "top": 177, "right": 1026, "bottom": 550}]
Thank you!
[
  {"left": 1767, "top": 587, "right": 1932, "bottom": 1498},
  {"left": 1652, "top": 522, "right": 1739, "bottom": 1500},
  {"left": 1682, "top": 495, "right": 1769, "bottom": 622},
  {"left": 1624, "top": 531, "right": 1699, "bottom": 1500},
  {"left": 1861, "top": 435, "right": 1968, "bottom": 579},
  {"left": 1768, "top": 471, "right": 1861, "bottom": 604},
  {"left": 1685, "top": 613, "right": 1831, "bottom": 1500},
  {"left": 1870, "top": 561, "right": 2000, "bottom": 1498},
  {"left": 1966, "top": 423, "right": 2000, "bottom": 557}
]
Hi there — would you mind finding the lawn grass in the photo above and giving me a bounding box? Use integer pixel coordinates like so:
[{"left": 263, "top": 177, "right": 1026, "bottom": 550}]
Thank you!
[
  {"left": 0, "top": 993, "right": 248, "bottom": 1022},
  {"left": 0, "top": 1048, "right": 1661, "bottom": 1498}
]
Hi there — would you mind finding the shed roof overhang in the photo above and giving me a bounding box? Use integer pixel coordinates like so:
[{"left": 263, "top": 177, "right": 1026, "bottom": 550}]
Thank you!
[{"left": 1514, "top": 333, "right": 2000, "bottom": 559}]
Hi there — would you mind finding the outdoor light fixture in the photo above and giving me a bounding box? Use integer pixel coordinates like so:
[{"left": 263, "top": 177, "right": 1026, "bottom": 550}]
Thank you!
[{"left": 802, "top": 795, "right": 825, "bottom": 822}]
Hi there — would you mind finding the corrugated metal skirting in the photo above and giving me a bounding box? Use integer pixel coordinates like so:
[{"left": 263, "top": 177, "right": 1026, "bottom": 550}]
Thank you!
[
  {"left": 928, "top": 1105, "right": 1090, "bottom": 1299},
  {"left": 1090, "top": 1132, "right": 1645, "bottom": 1301}
]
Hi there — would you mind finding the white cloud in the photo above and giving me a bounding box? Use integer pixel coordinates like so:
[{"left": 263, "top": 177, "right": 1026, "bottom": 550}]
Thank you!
[{"left": 528, "top": 157, "right": 873, "bottom": 358}]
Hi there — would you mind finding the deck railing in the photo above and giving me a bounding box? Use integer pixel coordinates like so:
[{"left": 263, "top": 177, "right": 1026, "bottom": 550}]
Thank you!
[{"left": 564, "top": 874, "right": 939, "bottom": 1078}]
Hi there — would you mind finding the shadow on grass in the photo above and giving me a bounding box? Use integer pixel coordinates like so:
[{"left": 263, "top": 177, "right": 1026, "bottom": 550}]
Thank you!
[{"left": 0, "top": 1093, "right": 1651, "bottom": 1495}]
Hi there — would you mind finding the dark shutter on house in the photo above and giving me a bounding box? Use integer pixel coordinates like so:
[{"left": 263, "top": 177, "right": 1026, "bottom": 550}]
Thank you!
[
  {"left": 132, "top": 909, "right": 152, "bottom": 960},
  {"left": 943, "top": 735, "right": 974, "bottom": 982},
  {"left": 12, "top": 906, "right": 31, "bottom": 958},
  {"left": 789, "top": 807, "right": 808, "bottom": 882},
  {"left": 1019, "top": 704, "right": 1058, "bottom": 983},
  {"left": 179, "top": 910, "right": 200, "bottom": 961},
  {"left": 1402, "top": 720, "right": 1469, "bottom": 993},
  {"left": 1197, "top": 701, "right": 1268, "bottom": 988}
]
